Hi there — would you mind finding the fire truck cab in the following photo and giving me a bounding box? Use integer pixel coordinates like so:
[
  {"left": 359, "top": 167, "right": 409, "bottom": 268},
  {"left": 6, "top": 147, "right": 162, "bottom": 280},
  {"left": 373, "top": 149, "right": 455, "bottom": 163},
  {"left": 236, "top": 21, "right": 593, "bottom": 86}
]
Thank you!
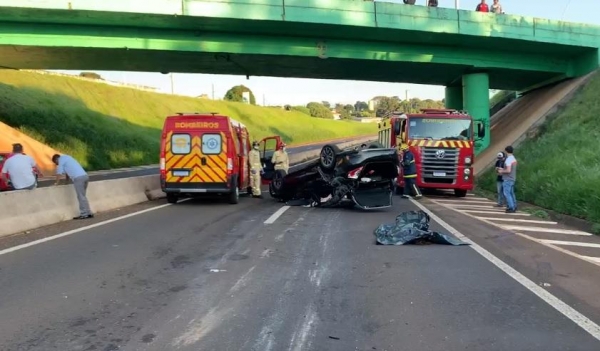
[
  {"left": 159, "top": 112, "right": 281, "bottom": 204},
  {"left": 378, "top": 109, "right": 485, "bottom": 197}
]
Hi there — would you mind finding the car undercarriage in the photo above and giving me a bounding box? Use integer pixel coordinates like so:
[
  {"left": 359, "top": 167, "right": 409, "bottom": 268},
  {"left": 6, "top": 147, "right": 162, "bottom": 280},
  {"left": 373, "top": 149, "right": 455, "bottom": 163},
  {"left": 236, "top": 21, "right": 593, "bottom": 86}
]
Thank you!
[{"left": 267, "top": 143, "right": 400, "bottom": 210}]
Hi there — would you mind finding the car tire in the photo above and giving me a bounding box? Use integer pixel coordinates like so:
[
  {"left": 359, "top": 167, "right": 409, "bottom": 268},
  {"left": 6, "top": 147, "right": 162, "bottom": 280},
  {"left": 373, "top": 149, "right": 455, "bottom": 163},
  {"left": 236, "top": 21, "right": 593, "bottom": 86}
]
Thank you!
[
  {"left": 166, "top": 193, "right": 178, "bottom": 204},
  {"left": 270, "top": 170, "right": 285, "bottom": 195},
  {"left": 454, "top": 189, "right": 467, "bottom": 197},
  {"left": 319, "top": 144, "right": 340, "bottom": 171},
  {"left": 229, "top": 179, "right": 240, "bottom": 204}
]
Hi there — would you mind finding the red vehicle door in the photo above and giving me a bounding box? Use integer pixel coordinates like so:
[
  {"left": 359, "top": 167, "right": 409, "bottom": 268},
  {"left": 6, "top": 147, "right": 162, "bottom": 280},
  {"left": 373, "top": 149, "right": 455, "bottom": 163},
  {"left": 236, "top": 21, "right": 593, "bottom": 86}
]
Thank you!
[{"left": 258, "top": 136, "right": 282, "bottom": 183}]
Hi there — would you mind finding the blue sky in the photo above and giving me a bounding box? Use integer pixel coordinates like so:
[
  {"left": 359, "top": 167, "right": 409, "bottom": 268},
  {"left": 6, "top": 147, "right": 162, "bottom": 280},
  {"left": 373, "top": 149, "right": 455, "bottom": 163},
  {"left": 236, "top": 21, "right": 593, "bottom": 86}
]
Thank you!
[{"left": 55, "top": 0, "right": 594, "bottom": 106}]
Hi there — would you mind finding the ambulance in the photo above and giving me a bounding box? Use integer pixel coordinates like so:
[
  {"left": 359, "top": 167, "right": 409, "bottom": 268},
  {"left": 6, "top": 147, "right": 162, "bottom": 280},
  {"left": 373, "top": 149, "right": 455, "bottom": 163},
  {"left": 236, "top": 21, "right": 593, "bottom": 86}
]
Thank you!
[{"left": 159, "top": 112, "right": 282, "bottom": 204}]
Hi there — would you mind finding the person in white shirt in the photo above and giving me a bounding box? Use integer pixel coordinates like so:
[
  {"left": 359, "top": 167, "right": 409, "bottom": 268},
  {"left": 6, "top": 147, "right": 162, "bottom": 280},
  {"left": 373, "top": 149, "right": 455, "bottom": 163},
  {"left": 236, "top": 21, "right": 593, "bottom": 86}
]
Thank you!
[{"left": 0, "top": 143, "right": 42, "bottom": 190}]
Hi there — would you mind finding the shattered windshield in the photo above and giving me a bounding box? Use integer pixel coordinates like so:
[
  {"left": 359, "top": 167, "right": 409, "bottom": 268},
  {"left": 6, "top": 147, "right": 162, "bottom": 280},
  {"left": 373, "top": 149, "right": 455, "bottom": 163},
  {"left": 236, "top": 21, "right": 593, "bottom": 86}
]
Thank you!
[{"left": 408, "top": 118, "right": 471, "bottom": 140}]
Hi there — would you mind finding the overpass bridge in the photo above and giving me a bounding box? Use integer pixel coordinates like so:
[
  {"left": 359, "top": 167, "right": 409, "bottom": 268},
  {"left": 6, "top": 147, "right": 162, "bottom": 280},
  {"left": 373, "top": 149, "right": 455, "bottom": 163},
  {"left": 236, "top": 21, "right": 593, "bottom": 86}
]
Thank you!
[{"left": 1, "top": 0, "right": 599, "bottom": 154}]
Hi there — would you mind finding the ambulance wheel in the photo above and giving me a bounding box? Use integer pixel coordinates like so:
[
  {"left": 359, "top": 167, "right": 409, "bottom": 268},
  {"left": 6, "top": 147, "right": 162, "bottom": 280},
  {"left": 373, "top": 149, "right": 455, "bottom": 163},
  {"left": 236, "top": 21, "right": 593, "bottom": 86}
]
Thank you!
[
  {"left": 229, "top": 180, "right": 240, "bottom": 204},
  {"left": 454, "top": 189, "right": 467, "bottom": 198},
  {"left": 166, "top": 193, "right": 178, "bottom": 204},
  {"left": 319, "top": 144, "right": 340, "bottom": 172}
]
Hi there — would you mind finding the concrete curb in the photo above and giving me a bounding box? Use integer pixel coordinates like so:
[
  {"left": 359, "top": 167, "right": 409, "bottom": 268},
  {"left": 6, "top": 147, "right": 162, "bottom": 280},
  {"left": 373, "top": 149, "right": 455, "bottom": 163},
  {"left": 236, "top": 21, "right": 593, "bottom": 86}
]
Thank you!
[{"left": 0, "top": 137, "right": 376, "bottom": 238}]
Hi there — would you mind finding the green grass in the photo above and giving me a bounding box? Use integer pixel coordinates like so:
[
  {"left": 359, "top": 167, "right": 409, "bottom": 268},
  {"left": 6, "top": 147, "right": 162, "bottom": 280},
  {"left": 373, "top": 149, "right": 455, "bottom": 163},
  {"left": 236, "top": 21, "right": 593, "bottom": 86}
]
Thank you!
[
  {"left": 0, "top": 70, "right": 373, "bottom": 171},
  {"left": 476, "top": 70, "right": 600, "bottom": 224}
]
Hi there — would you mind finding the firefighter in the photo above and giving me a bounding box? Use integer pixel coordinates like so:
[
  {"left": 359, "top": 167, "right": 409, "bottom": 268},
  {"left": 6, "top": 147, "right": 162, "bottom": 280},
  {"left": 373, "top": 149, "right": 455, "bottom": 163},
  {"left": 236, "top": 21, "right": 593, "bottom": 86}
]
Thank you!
[
  {"left": 249, "top": 141, "right": 263, "bottom": 198},
  {"left": 400, "top": 143, "right": 422, "bottom": 199},
  {"left": 271, "top": 142, "right": 289, "bottom": 174}
]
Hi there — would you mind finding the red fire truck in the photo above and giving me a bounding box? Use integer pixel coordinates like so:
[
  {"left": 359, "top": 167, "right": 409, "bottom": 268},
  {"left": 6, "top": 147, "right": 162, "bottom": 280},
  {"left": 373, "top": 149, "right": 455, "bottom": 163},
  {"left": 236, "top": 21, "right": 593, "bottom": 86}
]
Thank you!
[{"left": 377, "top": 109, "right": 485, "bottom": 197}]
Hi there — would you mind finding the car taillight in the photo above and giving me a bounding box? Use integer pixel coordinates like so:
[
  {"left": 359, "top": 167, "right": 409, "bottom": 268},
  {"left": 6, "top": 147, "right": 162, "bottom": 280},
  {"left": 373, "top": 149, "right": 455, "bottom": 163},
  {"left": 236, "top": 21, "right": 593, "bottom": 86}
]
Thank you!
[
  {"left": 347, "top": 166, "right": 363, "bottom": 179},
  {"left": 227, "top": 158, "right": 233, "bottom": 174},
  {"left": 159, "top": 157, "right": 165, "bottom": 178}
]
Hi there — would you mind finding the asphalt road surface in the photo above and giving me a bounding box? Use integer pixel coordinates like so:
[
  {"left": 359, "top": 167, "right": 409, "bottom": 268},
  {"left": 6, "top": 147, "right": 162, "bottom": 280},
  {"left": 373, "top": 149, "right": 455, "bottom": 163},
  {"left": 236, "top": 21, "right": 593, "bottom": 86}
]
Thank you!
[
  {"left": 35, "top": 136, "right": 370, "bottom": 188},
  {"left": 1, "top": 192, "right": 600, "bottom": 350}
]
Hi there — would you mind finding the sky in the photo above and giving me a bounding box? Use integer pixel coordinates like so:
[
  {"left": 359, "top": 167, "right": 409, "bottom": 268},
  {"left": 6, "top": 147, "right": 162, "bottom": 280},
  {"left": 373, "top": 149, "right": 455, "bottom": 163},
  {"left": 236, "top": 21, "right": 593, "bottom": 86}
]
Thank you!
[{"left": 54, "top": 0, "right": 595, "bottom": 107}]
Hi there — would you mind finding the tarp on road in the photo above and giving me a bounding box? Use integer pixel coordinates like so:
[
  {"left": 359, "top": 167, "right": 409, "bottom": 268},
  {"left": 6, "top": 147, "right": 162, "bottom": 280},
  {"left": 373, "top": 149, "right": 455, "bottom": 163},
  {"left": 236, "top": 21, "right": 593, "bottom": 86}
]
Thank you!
[{"left": 374, "top": 210, "right": 470, "bottom": 246}]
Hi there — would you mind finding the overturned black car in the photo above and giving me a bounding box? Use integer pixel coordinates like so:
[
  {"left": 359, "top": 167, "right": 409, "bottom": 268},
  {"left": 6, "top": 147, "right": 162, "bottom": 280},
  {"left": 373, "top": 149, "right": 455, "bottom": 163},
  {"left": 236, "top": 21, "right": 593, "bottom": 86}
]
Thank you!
[{"left": 265, "top": 143, "right": 400, "bottom": 210}]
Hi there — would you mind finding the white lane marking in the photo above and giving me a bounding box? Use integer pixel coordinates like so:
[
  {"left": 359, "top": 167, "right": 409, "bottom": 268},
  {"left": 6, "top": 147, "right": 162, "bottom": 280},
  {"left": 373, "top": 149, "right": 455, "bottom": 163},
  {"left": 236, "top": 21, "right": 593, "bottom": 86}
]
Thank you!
[
  {"left": 582, "top": 256, "right": 600, "bottom": 264},
  {"left": 435, "top": 199, "right": 494, "bottom": 204},
  {"left": 500, "top": 225, "right": 592, "bottom": 236},
  {"left": 516, "top": 233, "right": 600, "bottom": 269},
  {"left": 264, "top": 206, "right": 291, "bottom": 224},
  {"left": 475, "top": 217, "right": 558, "bottom": 224},
  {"left": 540, "top": 240, "right": 600, "bottom": 249},
  {"left": 410, "top": 198, "right": 600, "bottom": 341},
  {"left": 0, "top": 199, "right": 191, "bottom": 257},
  {"left": 461, "top": 210, "right": 531, "bottom": 216},
  {"left": 448, "top": 204, "right": 505, "bottom": 209}
]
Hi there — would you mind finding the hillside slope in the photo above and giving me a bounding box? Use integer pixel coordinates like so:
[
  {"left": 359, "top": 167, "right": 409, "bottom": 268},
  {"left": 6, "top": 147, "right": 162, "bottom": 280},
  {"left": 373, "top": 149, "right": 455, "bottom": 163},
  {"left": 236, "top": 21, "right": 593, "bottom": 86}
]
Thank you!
[
  {"left": 0, "top": 70, "right": 373, "bottom": 171},
  {"left": 0, "top": 121, "right": 59, "bottom": 174},
  {"left": 476, "top": 70, "right": 600, "bottom": 224}
]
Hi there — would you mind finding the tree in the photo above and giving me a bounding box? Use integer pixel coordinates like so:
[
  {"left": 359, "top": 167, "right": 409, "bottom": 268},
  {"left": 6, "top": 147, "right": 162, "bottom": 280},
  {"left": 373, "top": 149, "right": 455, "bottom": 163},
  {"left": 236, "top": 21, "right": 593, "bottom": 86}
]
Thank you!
[
  {"left": 321, "top": 101, "right": 331, "bottom": 108},
  {"left": 224, "top": 85, "right": 256, "bottom": 105},
  {"left": 354, "top": 101, "right": 368, "bottom": 112},
  {"left": 306, "top": 102, "right": 333, "bottom": 119}
]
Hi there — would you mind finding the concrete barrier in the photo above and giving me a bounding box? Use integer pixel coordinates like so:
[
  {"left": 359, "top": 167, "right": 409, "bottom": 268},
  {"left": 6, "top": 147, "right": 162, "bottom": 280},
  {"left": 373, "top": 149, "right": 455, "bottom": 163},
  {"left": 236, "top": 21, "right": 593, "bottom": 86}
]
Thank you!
[{"left": 0, "top": 137, "right": 376, "bottom": 238}]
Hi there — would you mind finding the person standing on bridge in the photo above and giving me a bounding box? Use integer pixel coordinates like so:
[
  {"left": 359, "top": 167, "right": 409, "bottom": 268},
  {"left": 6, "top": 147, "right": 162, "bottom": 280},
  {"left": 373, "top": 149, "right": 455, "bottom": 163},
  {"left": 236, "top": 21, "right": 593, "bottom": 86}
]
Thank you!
[
  {"left": 427, "top": 0, "right": 438, "bottom": 7},
  {"left": 52, "top": 153, "right": 93, "bottom": 219},
  {"left": 497, "top": 146, "right": 517, "bottom": 213},
  {"left": 271, "top": 142, "right": 289, "bottom": 175},
  {"left": 400, "top": 144, "right": 422, "bottom": 199},
  {"left": 1, "top": 143, "right": 42, "bottom": 190},
  {"left": 249, "top": 141, "right": 263, "bottom": 198},
  {"left": 475, "top": 0, "right": 489, "bottom": 12},
  {"left": 491, "top": 0, "right": 503, "bottom": 14}
]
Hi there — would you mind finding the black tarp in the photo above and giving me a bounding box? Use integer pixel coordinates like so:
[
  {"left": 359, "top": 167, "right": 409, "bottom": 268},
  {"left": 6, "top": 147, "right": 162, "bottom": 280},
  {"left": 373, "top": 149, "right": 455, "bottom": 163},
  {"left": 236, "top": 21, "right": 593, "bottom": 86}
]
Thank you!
[{"left": 374, "top": 210, "right": 470, "bottom": 246}]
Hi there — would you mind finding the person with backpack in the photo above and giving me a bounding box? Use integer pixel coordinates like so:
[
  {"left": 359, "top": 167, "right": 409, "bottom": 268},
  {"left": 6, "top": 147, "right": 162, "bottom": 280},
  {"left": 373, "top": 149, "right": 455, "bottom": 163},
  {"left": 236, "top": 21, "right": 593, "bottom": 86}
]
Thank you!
[{"left": 475, "top": 0, "right": 489, "bottom": 12}]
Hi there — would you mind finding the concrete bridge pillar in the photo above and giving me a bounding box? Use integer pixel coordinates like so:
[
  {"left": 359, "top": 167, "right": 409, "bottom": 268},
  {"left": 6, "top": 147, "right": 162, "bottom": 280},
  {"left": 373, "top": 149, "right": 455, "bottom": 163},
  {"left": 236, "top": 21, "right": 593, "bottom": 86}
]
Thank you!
[
  {"left": 462, "top": 73, "right": 490, "bottom": 155},
  {"left": 444, "top": 86, "right": 463, "bottom": 110}
]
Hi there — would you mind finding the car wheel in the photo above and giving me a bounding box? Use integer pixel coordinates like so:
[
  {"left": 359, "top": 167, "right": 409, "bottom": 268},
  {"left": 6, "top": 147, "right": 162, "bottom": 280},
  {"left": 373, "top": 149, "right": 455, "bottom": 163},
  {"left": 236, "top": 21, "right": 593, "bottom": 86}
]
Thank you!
[
  {"left": 319, "top": 144, "right": 340, "bottom": 171},
  {"left": 229, "top": 179, "right": 240, "bottom": 204},
  {"left": 271, "top": 170, "right": 285, "bottom": 195},
  {"left": 166, "top": 193, "right": 178, "bottom": 204}
]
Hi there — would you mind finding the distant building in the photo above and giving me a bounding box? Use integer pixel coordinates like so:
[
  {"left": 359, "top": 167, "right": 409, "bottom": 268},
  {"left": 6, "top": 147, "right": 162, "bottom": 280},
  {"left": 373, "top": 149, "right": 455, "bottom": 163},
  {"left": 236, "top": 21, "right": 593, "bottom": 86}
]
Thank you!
[{"left": 368, "top": 96, "right": 385, "bottom": 111}]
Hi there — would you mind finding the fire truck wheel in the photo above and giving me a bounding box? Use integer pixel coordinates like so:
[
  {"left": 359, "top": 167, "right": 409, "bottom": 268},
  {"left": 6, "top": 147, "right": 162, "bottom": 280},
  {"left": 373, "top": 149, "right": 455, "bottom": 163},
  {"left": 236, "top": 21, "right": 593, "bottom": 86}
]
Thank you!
[
  {"left": 454, "top": 189, "right": 467, "bottom": 197},
  {"left": 319, "top": 144, "right": 340, "bottom": 171}
]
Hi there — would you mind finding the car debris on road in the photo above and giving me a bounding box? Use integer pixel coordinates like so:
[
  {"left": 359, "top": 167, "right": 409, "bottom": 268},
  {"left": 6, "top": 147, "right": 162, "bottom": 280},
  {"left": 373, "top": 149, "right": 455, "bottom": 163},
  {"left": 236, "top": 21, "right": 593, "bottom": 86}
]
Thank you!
[{"left": 374, "top": 210, "right": 470, "bottom": 245}]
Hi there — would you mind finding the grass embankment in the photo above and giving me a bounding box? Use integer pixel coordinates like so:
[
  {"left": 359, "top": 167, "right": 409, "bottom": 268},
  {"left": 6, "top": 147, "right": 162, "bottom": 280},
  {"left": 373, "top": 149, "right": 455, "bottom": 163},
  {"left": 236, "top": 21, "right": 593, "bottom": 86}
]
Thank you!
[
  {"left": 476, "top": 71, "right": 600, "bottom": 225},
  {"left": 0, "top": 70, "right": 373, "bottom": 171}
]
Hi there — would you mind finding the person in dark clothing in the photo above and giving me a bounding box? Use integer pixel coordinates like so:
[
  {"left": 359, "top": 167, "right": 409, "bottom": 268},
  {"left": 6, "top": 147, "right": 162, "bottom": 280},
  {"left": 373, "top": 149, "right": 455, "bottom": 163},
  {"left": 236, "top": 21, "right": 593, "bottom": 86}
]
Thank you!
[
  {"left": 495, "top": 152, "right": 506, "bottom": 207},
  {"left": 428, "top": 0, "right": 438, "bottom": 7},
  {"left": 400, "top": 144, "right": 422, "bottom": 199},
  {"left": 403, "top": 0, "right": 416, "bottom": 4}
]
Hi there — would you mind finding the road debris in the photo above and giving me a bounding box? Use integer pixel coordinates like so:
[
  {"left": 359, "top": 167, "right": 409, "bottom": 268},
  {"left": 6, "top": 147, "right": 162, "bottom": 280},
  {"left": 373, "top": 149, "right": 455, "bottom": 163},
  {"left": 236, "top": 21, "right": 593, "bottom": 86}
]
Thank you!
[{"left": 374, "top": 210, "right": 470, "bottom": 246}]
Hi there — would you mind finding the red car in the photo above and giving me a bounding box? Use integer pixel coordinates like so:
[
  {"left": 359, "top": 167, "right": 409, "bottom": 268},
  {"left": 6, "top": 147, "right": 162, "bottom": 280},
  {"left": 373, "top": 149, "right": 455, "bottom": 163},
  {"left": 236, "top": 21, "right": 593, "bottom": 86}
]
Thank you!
[{"left": 0, "top": 152, "right": 41, "bottom": 191}]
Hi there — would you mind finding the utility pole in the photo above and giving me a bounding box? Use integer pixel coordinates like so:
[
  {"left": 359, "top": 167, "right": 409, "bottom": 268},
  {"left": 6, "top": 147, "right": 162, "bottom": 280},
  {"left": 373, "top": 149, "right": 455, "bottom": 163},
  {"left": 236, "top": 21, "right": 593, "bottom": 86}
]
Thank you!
[
  {"left": 455, "top": 0, "right": 459, "bottom": 9},
  {"left": 212, "top": 83, "right": 215, "bottom": 100},
  {"left": 170, "top": 73, "right": 174, "bottom": 94},
  {"left": 263, "top": 94, "right": 266, "bottom": 106},
  {"left": 405, "top": 90, "right": 409, "bottom": 101}
]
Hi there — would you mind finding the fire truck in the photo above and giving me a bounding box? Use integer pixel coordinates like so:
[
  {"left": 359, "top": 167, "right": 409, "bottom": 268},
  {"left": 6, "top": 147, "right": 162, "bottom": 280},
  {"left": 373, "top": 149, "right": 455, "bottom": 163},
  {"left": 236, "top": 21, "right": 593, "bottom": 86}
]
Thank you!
[{"left": 378, "top": 109, "right": 485, "bottom": 197}]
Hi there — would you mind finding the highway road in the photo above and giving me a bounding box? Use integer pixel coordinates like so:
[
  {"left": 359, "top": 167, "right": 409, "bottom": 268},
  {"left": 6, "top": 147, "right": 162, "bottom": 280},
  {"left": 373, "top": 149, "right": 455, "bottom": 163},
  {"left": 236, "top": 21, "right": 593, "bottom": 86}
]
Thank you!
[
  {"left": 35, "top": 136, "right": 370, "bottom": 188},
  {"left": 1, "top": 191, "right": 600, "bottom": 350}
]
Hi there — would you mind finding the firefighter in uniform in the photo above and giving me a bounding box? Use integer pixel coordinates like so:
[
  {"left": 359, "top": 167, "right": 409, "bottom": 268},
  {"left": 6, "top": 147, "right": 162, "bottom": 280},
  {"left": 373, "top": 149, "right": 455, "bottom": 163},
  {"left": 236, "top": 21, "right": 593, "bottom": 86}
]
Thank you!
[
  {"left": 400, "top": 143, "right": 422, "bottom": 199},
  {"left": 271, "top": 142, "right": 289, "bottom": 174},
  {"left": 249, "top": 141, "right": 263, "bottom": 198}
]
